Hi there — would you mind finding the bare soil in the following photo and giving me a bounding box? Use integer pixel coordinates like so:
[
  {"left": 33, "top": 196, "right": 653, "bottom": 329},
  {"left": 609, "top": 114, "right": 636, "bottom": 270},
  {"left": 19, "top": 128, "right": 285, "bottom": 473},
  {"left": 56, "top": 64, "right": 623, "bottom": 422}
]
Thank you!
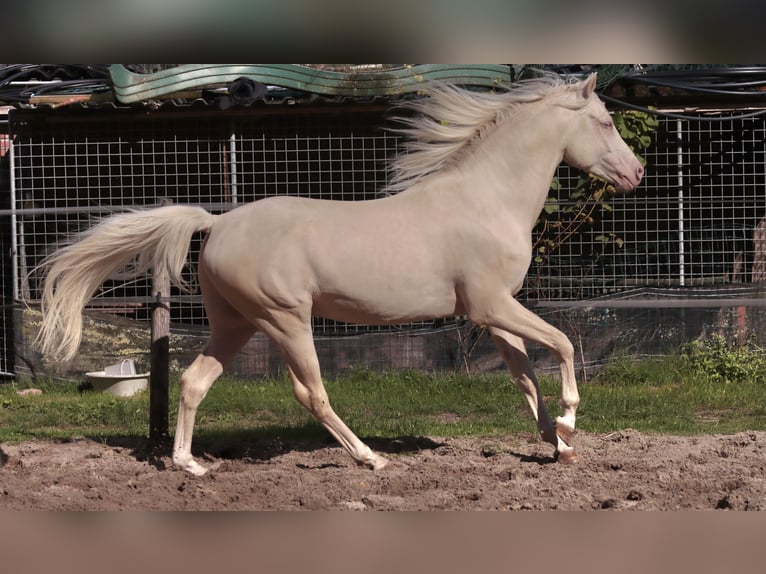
[{"left": 2, "top": 430, "right": 766, "bottom": 510}]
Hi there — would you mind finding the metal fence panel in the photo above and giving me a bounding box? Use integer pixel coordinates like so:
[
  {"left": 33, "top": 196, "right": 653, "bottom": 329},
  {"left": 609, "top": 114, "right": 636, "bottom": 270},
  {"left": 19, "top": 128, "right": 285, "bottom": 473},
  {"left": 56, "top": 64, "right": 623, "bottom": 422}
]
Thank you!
[{"left": 6, "top": 105, "right": 766, "bottom": 377}]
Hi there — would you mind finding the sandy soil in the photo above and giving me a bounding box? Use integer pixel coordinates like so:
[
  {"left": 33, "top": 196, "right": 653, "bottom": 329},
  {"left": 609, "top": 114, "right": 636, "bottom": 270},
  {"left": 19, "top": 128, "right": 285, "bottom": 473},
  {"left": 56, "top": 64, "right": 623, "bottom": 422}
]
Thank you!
[{"left": 2, "top": 430, "right": 766, "bottom": 510}]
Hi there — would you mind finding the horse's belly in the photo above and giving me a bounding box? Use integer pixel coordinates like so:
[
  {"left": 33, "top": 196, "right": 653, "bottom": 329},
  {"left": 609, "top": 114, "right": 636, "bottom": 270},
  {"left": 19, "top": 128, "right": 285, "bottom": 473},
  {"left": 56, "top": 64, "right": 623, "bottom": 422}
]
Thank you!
[{"left": 312, "top": 287, "right": 462, "bottom": 325}]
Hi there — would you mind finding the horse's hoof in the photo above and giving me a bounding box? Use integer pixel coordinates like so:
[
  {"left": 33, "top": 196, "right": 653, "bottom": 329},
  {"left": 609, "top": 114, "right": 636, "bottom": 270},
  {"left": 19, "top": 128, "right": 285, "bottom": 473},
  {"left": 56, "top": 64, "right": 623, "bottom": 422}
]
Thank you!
[
  {"left": 358, "top": 453, "right": 390, "bottom": 471},
  {"left": 370, "top": 455, "right": 390, "bottom": 471},
  {"left": 555, "top": 448, "right": 580, "bottom": 465},
  {"left": 174, "top": 457, "right": 209, "bottom": 476}
]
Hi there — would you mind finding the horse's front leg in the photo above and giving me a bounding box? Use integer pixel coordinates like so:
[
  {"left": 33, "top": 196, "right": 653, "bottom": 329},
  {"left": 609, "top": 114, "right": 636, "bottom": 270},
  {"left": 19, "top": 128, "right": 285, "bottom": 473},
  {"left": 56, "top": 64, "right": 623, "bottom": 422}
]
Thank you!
[
  {"left": 489, "top": 327, "right": 558, "bottom": 448},
  {"left": 467, "top": 293, "right": 580, "bottom": 463}
]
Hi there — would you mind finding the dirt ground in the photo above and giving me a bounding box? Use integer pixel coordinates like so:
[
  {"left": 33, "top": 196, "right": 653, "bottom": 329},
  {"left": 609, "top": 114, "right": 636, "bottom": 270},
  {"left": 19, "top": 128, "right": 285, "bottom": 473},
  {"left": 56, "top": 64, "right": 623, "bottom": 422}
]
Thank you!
[{"left": 2, "top": 429, "right": 766, "bottom": 510}]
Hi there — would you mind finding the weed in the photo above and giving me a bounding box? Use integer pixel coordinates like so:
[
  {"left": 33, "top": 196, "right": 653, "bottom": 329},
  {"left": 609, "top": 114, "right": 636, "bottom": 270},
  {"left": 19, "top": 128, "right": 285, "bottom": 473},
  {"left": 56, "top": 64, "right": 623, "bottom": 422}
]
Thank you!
[{"left": 681, "top": 334, "right": 766, "bottom": 384}]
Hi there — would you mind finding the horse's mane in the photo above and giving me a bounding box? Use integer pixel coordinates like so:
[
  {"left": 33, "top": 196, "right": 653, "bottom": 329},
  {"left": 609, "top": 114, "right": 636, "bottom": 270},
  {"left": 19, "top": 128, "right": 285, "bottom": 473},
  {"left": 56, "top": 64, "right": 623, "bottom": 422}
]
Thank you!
[{"left": 385, "top": 73, "right": 584, "bottom": 193}]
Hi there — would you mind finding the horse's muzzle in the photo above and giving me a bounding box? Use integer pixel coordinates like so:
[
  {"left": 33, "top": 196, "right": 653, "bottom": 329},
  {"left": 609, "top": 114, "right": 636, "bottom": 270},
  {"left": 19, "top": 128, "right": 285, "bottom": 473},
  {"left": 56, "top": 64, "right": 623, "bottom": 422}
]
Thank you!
[{"left": 613, "top": 161, "right": 644, "bottom": 192}]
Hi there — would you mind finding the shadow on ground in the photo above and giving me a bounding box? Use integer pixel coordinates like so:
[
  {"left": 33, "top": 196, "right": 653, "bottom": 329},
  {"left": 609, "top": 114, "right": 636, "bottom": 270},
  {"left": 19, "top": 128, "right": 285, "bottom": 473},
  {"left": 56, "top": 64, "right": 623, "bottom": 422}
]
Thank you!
[{"left": 97, "top": 426, "right": 446, "bottom": 470}]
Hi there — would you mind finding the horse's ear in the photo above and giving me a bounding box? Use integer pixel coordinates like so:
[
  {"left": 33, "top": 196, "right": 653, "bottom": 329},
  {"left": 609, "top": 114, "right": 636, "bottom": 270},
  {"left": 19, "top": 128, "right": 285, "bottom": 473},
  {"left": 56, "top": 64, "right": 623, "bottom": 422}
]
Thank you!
[{"left": 580, "top": 73, "right": 597, "bottom": 98}]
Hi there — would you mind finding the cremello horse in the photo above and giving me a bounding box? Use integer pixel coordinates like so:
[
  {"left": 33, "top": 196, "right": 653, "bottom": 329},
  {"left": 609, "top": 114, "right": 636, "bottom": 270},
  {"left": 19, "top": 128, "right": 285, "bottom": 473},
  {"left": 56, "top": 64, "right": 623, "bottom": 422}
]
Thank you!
[{"left": 36, "top": 73, "right": 643, "bottom": 475}]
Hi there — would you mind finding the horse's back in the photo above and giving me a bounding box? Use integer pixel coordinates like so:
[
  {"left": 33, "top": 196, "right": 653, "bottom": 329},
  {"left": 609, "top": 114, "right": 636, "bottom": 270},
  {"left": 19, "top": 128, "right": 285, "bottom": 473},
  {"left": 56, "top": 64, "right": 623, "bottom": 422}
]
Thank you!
[{"left": 201, "top": 195, "right": 462, "bottom": 324}]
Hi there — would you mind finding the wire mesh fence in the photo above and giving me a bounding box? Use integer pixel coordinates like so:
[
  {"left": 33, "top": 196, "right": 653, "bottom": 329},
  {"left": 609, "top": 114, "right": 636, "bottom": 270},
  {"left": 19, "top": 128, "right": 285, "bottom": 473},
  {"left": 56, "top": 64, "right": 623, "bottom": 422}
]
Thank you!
[
  {"left": 527, "top": 115, "right": 766, "bottom": 298},
  {"left": 5, "top": 102, "right": 766, "bottom": 378}
]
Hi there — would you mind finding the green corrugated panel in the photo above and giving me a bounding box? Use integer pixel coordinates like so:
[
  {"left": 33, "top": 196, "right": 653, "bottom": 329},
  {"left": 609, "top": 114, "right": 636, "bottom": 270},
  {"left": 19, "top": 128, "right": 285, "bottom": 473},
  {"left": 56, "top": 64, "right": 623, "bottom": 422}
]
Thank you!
[{"left": 109, "top": 64, "right": 511, "bottom": 103}]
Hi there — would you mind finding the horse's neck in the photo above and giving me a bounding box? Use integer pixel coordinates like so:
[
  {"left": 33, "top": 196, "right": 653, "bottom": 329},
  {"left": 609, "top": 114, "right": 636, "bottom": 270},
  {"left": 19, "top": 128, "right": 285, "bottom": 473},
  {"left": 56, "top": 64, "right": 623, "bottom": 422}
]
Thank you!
[{"left": 455, "top": 103, "right": 566, "bottom": 233}]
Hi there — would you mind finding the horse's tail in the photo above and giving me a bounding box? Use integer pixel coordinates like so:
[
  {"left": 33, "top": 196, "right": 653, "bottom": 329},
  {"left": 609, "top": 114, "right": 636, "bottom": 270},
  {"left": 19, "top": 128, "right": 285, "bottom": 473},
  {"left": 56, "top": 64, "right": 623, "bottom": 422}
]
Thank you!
[{"left": 35, "top": 205, "right": 217, "bottom": 362}]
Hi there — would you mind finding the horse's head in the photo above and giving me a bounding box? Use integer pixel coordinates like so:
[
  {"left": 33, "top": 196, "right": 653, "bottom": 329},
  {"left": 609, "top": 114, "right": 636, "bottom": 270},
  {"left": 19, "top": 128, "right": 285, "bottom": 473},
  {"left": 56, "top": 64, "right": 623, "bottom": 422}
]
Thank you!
[{"left": 561, "top": 74, "right": 644, "bottom": 192}]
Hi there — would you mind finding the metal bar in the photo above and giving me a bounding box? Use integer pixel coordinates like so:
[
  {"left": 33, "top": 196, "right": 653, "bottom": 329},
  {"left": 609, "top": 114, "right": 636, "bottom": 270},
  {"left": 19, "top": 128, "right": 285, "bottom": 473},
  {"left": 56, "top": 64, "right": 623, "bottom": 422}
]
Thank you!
[
  {"left": 8, "top": 132, "right": 18, "bottom": 300},
  {"left": 677, "top": 119, "right": 686, "bottom": 287},
  {"left": 0, "top": 202, "right": 242, "bottom": 217},
  {"left": 530, "top": 298, "right": 766, "bottom": 308},
  {"left": 229, "top": 129, "right": 238, "bottom": 205}
]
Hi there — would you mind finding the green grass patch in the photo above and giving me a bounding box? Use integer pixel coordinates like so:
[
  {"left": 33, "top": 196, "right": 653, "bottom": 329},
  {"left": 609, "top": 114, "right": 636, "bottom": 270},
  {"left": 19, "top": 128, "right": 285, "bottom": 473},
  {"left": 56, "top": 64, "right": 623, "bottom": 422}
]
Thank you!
[
  {"left": 583, "top": 342, "right": 766, "bottom": 434},
  {"left": 3, "top": 339, "right": 766, "bottom": 444}
]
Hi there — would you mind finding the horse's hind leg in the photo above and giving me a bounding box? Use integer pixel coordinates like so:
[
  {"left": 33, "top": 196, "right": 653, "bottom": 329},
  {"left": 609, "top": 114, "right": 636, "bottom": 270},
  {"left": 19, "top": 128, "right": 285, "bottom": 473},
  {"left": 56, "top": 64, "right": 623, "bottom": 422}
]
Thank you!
[
  {"left": 172, "top": 285, "right": 256, "bottom": 475},
  {"left": 172, "top": 322, "right": 255, "bottom": 475},
  {"left": 258, "top": 313, "right": 389, "bottom": 470}
]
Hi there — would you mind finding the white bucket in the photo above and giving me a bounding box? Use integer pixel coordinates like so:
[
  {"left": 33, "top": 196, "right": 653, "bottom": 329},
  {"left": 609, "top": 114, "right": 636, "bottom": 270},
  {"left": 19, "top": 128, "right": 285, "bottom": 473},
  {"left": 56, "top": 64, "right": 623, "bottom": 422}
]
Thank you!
[{"left": 86, "top": 359, "right": 150, "bottom": 397}]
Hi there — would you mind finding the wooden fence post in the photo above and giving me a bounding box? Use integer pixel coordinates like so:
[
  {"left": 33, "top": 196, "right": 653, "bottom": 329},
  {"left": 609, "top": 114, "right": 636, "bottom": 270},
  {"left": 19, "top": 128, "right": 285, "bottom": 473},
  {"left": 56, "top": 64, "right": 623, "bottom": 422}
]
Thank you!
[{"left": 150, "top": 199, "right": 171, "bottom": 444}]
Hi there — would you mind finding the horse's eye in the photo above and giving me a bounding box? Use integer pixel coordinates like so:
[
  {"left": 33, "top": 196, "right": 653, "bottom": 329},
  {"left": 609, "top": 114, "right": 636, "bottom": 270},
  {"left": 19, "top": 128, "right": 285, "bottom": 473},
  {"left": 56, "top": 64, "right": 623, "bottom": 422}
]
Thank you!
[{"left": 601, "top": 120, "right": 613, "bottom": 130}]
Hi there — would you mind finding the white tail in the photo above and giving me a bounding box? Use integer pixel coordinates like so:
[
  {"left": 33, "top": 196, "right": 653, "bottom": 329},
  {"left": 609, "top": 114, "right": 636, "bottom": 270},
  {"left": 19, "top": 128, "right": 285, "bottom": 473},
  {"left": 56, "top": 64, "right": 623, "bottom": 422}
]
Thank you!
[{"left": 35, "top": 205, "right": 217, "bottom": 361}]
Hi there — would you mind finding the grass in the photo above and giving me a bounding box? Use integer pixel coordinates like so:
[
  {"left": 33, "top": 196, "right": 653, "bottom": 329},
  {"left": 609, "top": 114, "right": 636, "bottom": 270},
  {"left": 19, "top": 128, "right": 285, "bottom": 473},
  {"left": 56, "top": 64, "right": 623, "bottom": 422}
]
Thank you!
[
  {"left": 583, "top": 345, "right": 766, "bottom": 434},
  {"left": 2, "top": 337, "right": 766, "bottom": 443},
  {"left": 0, "top": 369, "right": 536, "bottom": 444}
]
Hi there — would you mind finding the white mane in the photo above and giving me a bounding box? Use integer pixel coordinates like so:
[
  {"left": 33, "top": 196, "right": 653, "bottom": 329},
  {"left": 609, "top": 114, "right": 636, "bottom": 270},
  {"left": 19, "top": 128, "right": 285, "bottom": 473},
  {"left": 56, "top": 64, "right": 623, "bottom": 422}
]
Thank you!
[{"left": 385, "top": 74, "right": 584, "bottom": 193}]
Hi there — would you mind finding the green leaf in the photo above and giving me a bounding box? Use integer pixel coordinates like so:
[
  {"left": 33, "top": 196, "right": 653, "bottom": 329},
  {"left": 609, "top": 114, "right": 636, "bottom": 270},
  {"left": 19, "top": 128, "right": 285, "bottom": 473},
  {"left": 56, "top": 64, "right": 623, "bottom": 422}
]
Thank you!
[{"left": 543, "top": 198, "right": 559, "bottom": 214}]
